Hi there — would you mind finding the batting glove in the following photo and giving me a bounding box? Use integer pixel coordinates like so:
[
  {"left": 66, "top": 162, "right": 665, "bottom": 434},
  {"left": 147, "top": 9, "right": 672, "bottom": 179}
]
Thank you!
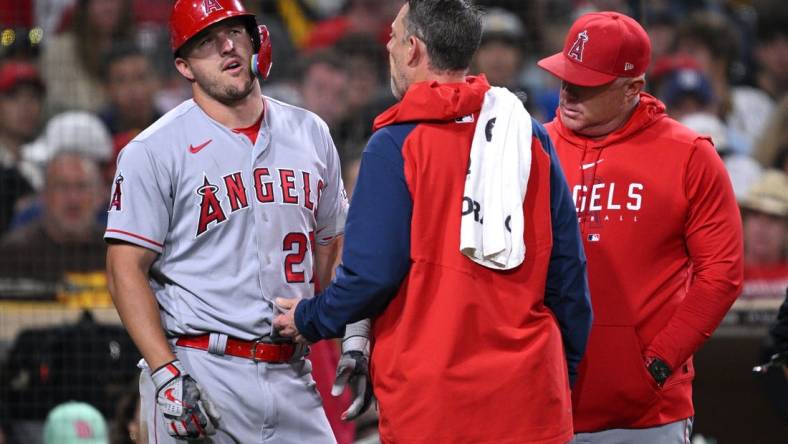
[
  {"left": 151, "top": 360, "right": 221, "bottom": 439},
  {"left": 331, "top": 319, "right": 373, "bottom": 421}
]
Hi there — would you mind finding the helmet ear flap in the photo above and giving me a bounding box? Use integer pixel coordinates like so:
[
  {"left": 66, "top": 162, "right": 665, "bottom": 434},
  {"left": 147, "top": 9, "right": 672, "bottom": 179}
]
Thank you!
[{"left": 251, "top": 25, "right": 273, "bottom": 80}]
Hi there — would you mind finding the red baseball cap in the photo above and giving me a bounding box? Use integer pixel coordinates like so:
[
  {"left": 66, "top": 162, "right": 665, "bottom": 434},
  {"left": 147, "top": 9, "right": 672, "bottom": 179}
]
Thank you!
[
  {"left": 538, "top": 11, "right": 651, "bottom": 87},
  {"left": 0, "top": 62, "right": 44, "bottom": 94}
]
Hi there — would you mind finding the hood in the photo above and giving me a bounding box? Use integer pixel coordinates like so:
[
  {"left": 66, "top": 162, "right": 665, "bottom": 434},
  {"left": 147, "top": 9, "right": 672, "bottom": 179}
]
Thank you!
[
  {"left": 550, "top": 92, "right": 667, "bottom": 149},
  {"left": 373, "top": 75, "right": 491, "bottom": 131}
]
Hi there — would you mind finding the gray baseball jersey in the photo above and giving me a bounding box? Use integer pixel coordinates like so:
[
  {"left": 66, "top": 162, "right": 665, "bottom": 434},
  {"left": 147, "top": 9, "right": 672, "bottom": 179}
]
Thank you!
[{"left": 104, "top": 96, "right": 347, "bottom": 339}]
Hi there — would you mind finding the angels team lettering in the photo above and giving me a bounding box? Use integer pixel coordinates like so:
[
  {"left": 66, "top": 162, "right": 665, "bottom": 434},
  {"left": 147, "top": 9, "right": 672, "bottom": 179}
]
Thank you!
[
  {"left": 572, "top": 182, "right": 643, "bottom": 213},
  {"left": 196, "top": 167, "right": 324, "bottom": 236}
]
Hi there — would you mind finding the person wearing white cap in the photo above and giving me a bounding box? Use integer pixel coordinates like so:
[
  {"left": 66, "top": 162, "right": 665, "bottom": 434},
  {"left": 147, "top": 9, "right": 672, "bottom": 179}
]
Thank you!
[{"left": 21, "top": 111, "right": 113, "bottom": 190}]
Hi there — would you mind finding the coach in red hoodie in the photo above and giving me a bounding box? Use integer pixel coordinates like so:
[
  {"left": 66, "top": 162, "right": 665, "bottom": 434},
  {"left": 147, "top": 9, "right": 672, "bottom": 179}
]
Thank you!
[{"left": 538, "top": 11, "right": 743, "bottom": 443}]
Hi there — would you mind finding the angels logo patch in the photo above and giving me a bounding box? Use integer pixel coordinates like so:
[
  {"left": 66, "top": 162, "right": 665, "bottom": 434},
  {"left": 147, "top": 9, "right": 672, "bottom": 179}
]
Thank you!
[
  {"left": 203, "top": 0, "right": 223, "bottom": 14},
  {"left": 109, "top": 173, "right": 124, "bottom": 211},
  {"left": 567, "top": 30, "right": 589, "bottom": 62}
]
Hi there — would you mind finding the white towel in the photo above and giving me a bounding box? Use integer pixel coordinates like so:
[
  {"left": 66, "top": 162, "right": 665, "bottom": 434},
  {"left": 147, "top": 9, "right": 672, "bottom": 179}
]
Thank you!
[{"left": 460, "top": 87, "right": 532, "bottom": 270}]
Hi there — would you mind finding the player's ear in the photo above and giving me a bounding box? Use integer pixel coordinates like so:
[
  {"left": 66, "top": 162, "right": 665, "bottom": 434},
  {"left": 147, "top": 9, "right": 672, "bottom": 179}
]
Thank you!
[
  {"left": 174, "top": 57, "right": 196, "bottom": 82},
  {"left": 406, "top": 34, "right": 421, "bottom": 67}
]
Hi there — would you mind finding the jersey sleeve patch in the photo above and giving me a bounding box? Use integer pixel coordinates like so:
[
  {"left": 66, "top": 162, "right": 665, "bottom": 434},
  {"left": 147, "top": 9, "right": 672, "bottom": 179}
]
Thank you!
[{"left": 109, "top": 173, "right": 124, "bottom": 211}]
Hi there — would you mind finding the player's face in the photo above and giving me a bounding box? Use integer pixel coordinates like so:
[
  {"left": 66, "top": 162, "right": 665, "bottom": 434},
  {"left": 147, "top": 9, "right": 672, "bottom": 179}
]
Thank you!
[
  {"left": 386, "top": 4, "right": 411, "bottom": 100},
  {"left": 179, "top": 19, "right": 257, "bottom": 104},
  {"left": 558, "top": 78, "right": 635, "bottom": 137}
]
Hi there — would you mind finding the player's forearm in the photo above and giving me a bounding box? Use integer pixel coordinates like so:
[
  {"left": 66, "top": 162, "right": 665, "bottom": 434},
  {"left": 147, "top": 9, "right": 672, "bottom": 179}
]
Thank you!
[
  {"left": 315, "top": 236, "right": 343, "bottom": 290},
  {"left": 107, "top": 244, "right": 175, "bottom": 370},
  {"left": 295, "top": 265, "right": 401, "bottom": 341}
]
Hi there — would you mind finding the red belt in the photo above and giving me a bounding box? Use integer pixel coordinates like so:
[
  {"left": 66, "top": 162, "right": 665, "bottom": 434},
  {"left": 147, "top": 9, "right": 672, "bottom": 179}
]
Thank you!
[{"left": 176, "top": 335, "right": 296, "bottom": 363}]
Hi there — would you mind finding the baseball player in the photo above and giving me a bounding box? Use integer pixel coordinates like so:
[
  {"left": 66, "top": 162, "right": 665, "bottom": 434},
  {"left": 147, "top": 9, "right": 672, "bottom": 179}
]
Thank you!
[{"left": 104, "top": 1, "right": 347, "bottom": 442}]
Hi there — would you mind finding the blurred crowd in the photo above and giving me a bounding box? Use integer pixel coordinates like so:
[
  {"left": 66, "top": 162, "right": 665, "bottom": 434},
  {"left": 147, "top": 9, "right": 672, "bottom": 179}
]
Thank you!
[{"left": 0, "top": 0, "right": 786, "bottom": 442}]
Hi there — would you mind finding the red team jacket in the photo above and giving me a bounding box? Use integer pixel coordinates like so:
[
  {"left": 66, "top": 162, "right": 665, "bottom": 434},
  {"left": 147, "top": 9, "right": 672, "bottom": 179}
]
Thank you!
[
  {"left": 296, "top": 76, "right": 592, "bottom": 443},
  {"left": 546, "top": 93, "right": 744, "bottom": 431}
]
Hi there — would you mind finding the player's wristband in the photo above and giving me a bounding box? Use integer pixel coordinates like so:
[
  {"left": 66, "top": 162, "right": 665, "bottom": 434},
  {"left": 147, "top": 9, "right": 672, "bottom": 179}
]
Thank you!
[{"left": 342, "top": 320, "right": 371, "bottom": 354}]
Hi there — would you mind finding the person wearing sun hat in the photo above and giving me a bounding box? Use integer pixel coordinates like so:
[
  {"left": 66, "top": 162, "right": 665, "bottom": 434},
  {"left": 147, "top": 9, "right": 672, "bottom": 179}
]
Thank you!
[
  {"left": 539, "top": 11, "right": 744, "bottom": 443},
  {"left": 43, "top": 401, "right": 108, "bottom": 444},
  {"left": 739, "top": 170, "right": 788, "bottom": 302}
]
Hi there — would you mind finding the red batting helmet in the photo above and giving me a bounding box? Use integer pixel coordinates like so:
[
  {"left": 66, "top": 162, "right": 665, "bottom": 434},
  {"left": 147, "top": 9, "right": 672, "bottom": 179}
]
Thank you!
[{"left": 170, "top": 0, "right": 260, "bottom": 55}]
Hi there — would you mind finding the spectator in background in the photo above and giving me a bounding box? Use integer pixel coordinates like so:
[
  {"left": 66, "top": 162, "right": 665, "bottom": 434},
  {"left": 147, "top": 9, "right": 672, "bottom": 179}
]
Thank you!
[
  {"left": 298, "top": 50, "right": 350, "bottom": 137},
  {"left": 644, "top": 8, "right": 680, "bottom": 64},
  {"left": 110, "top": 383, "right": 141, "bottom": 444},
  {"left": 0, "top": 152, "right": 106, "bottom": 287},
  {"left": 99, "top": 42, "right": 162, "bottom": 137},
  {"left": 753, "top": 0, "right": 788, "bottom": 101},
  {"left": 334, "top": 34, "right": 385, "bottom": 116},
  {"left": 21, "top": 110, "right": 114, "bottom": 192},
  {"left": 739, "top": 170, "right": 788, "bottom": 302},
  {"left": 43, "top": 401, "right": 108, "bottom": 444},
  {"left": 657, "top": 64, "right": 715, "bottom": 121},
  {"left": 304, "top": 0, "right": 395, "bottom": 51},
  {"left": 472, "top": 7, "right": 561, "bottom": 122},
  {"left": 40, "top": 0, "right": 135, "bottom": 115},
  {"left": 333, "top": 34, "right": 389, "bottom": 157},
  {"left": 472, "top": 8, "right": 527, "bottom": 91},
  {"left": 0, "top": 62, "right": 44, "bottom": 234},
  {"left": 672, "top": 11, "right": 774, "bottom": 154},
  {"left": 755, "top": 94, "right": 788, "bottom": 172}
]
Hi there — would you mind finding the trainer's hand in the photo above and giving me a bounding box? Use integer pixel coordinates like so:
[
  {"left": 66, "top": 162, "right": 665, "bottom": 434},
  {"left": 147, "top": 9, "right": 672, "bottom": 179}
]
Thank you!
[
  {"left": 332, "top": 350, "right": 372, "bottom": 420},
  {"left": 273, "top": 297, "right": 309, "bottom": 344},
  {"left": 151, "top": 360, "right": 220, "bottom": 440}
]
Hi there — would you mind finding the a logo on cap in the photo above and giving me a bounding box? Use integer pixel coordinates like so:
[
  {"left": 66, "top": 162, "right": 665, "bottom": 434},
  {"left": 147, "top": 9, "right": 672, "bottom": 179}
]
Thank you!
[
  {"left": 624, "top": 62, "right": 634, "bottom": 71},
  {"left": 204, "top": 0, "right": 224, "bottom": 14},
  {"left": 73, "top": 420, "right": 94, "bottom": 438},
  {"left": 567, "top": 30, "right": 589, "bottom": 62}
]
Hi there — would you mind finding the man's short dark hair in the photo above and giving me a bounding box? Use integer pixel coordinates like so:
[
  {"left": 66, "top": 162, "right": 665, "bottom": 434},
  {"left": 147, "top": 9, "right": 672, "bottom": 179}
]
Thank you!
[
  {"left": 297, "top": 50, "right": 347, "bottom": 84},
  {"left": 673, "top": 12, "right": 740, "bottom": 75},
  {"left": 405, "top": 0, "right": 482, "bottom": 72},
  {"left": 755, "top": 0, "right": 788, "bottom": 43},
  {"left": 101, "top": 41, "right": 148, "bottom": 81}
]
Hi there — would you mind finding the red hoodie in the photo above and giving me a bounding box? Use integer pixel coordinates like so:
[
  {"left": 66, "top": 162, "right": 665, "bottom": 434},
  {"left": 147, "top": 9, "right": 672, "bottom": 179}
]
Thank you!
[
  {"left": 370, "top": 78, "right": 581, "bottom": 443},
  {"left": 546, "top": 93, "right": 743, "bottom": 431},
  {"left": 297, "top": 76, "right": 593, "bottom": 443}
]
